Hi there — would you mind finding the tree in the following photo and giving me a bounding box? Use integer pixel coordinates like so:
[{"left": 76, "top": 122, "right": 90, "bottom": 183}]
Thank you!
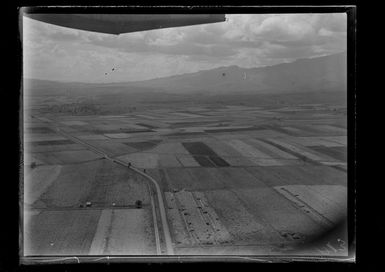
[{"left": 135, "top": 200, "right": 142, "bottom": 209}]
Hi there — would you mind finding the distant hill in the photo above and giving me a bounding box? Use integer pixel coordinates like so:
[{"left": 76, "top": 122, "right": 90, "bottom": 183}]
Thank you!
[
  {"left": 25, "top": 52, "right": 346, "bottom": 96},
  {"left": 129, "top": 52, "right": 347, "bottom": 94}
]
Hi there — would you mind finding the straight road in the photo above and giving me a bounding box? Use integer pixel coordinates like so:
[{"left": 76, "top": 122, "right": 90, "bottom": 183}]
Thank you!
[{"left": 31, "top": 115, "right": 174, "bottom": 255}]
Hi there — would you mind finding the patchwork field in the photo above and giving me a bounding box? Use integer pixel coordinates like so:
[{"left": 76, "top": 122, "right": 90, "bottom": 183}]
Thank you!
[{"left": 23, "top": 101, "right": 348, "bottom": 256}]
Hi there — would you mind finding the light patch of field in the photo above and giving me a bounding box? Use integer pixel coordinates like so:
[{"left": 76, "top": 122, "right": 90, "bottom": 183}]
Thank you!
[
  {"left": 204, "top": 126, "right": 254, "bottom": 131},
  {"left": 243, "top": 138, "right": 300, "bottom": 166},
  {"left": 60, "top": 120, "right": 88, "bottom": 126},
  {"left": 117, "top": 131, "right": 159, "bottom": 138},
  {"left": 267, "top": 139, "right": 326, "bottom": 162},
  {"left": 282, "top": 126, "right": 304, "bottom": 133},
  {"left": 315, "top": 125, "right": 347, "bottom": 134},
  {"left": 24, "top": 165, "right": 62, "bottom": 206},
  {"left": 87, "top": 141, "right": 137, "bottom": 156},
  {"left": 222, "top": 129, "right": 288, "bottom": 139},
  {"left": 94, "top": 208, "right": 155, "bottom": 255},
  {"left": 173, "top": 112, "right": 205, "bottom": 118},
  {"left": 321, "top": 161, "right": 347, "bottom": 166},
  {"left": 287, "top": 137, "right": 344, "bottom": 147},
  {"left": 165, "top": 192, "right": 194, "bottom": 246},
  {"left": 89, "top": 209, "right": 114, "bottom": 255},
  {"left": 249, "top": 110, "right": 277, "bottom": 116},
  {"left": 173, "top": 190, "right": 231, "bottom": 245},
  {"left": 225, "top": 105, "right": 257, "bottom": 110},
  {"left": 192, "top": 191, "right": 233, "bottom": 243},
  {"left": 104, "top": 133, "right": 133, "bottom": 139},
  {"left": 97, "top": 115, "right": 127, "bottom": 118},
  {"left": 150, "top": 142, "right": 189, "bottom": 155},
  {"left": 124, "top": 124, "right": 151, "bottom": 130},
  {"left": 181, "top": 127, "right": 205, "bottom": 133},
  {"left": 321, "top": 136, "right": 347, "bottom": 145},
  {"left": 136, "top": 120, "right": 169, "bottom": 128},
  {"left": 185, "top": 107, "right": 208, "bottom": 112},
  {"left": 135, "top": 114, "right": 159, "bottom": 119},
  {"left": 227, "top": 139, "right": 284, "bottom": 166},
  {"left": 36, "top": 117, "right": 52, "bottom": 122},
  {"left": 24, "top": 134, "right": 67, "bottom": 142},
  {"left": 24, "top": 121, "right": 46, "bottom": 127},
  {"left": 33, "top": 150, "right": 103, "bottom": 164},
  {"left": 234, "top": 188, "right": 326, "bottom": 241},
  {"left": 204, "top": 189, "right": 283, "bottom": 244},
  {"left": 248, "top": 139, "right": 298, "bottom": 160},
  {"left": 176, "top": 154, "right": 201, "bottom": 167},
  {"left": 78, "top": 134, "right": 109, "bottom": 140},
  {"left": 159, "top": 154, "right": 182, "bottom": 168},
  {"left": 221, "top": 156, "right": 257, "bottom": 167},
  {"left": 164, "top": 119, "right": 219, "bottom": 124},
  {"left": 274, "top": 107, "right": 308, "bottom": 112},
  {"left": 154, "top": 128, "right": 173, "bottom": 133},
  {"left": 117, "top": 153, "right": 159, "bottom": 169},
  {"left": 93, "top": 124, "right": 125, "bottom": 131},
  {"left": 273, "top": 185, "right": 347, "bottom": 226}
]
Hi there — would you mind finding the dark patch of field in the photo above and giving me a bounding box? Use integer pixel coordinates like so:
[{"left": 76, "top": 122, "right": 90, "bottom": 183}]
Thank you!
[
  {"left": 168, "top": 132, "right": 206, "bottom": 136},
  {"left": 85, "top": 128, "right": 155, "bottom": 134},
  {"left": 27, "top": 143, "right": 86, "bottom": 153},
  {"left": 258, "top": 139, "right": 320, "bottom": 165},
  {"left": 26, "top": 127, "right": 54, "bottom": 134},
  {"left": 25, "top": 209, "right": 101, "bottom": 255},
  {"left": 244, "top": 165, "right": 347, "bottom": 187},
  {"left": 160, "top": 167, "right": 226, "bottom": 191},
  {"left": 182, "top": 142, "right": 230, "bottom": 167},
  {"left": 192, "top": 155, "right": 216, "bottom": 167},
  {"left": 124, "top": 140, "right": 161, "bottom": 150},
  {"left": 204, "top": 127, "right": 258, "bottom": 133},
  {"left": 255, "top": 125, "right": 299, "bottom": 136},
  {"left": 182, "top": 142, "right": 220, "bottom": 156},
  {"left": 308, "top": 146, "right": 347, "bottom": 162},
  {"left": 210, "top": 167, "right": 265, "bottom": 189},
  {"left": 103, "top": 129, "right": 154, "bottom": 134},
  {"left": 33, "top": 140, "right": 74, "bottom": 146},
  {"left": 37, "top": 160, "right": 150, "bottom": 207},
  {"left": 169, "top": 121, "right": 221, "bottom": 128},
  {"left": 136, "top": 123, "right": 156, "bottom": 129},
  {"left": 208, "top": 156, "right": 230, "bottom": 167}
]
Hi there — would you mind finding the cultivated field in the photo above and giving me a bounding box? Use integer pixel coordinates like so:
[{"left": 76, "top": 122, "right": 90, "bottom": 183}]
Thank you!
[{"left": 23, "top": 96, "right": 348, "bottom": 256}]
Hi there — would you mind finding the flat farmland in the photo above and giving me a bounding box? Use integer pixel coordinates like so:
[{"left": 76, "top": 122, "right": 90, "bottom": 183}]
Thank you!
[
  {"left": 24, "top": 100, "right": 348, "bottom": 256},
  {"left": 23, "top": 159, "right": 156, "bottom": 255}
]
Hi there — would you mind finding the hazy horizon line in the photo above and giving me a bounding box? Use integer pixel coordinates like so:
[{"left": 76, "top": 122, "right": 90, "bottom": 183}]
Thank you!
[{"left": 24, "top": 51, "right": 346, "bottom": 85}]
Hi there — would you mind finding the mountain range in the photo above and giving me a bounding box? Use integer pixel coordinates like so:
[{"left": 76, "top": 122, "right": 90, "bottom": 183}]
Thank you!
[{"left": 25, "top": 52, "right": 347, "bottom": 96}]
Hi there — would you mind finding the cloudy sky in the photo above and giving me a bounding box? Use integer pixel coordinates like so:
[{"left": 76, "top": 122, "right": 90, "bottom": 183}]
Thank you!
[{"left": 23, "top": 13, "right": 346, "bottom": 83}]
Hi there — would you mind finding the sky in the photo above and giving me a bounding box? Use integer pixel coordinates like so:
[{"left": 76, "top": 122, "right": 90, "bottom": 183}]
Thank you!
[{"left": 23, "top": 13, "right": 347, "bottom": 83}]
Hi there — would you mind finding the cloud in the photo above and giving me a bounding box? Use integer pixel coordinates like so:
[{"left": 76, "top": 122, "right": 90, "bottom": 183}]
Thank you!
[{"left": 22, "top": 13, "right": 347, "bottom": 82}]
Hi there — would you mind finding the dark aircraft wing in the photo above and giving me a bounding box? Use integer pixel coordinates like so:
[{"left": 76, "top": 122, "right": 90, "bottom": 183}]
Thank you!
[{"left": 23, "top": 14, "right": 226, "bottom": 35}]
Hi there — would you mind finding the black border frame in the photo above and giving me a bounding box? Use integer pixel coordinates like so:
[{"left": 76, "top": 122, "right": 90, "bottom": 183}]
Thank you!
[{"left": 8, "top": 3, "right": 358, "bottom": 270}]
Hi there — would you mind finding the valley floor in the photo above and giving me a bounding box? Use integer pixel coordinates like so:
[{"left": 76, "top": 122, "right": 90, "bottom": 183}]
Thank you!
[{"left": 22, "top": 102, "right": 348, "bottom": 257}]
